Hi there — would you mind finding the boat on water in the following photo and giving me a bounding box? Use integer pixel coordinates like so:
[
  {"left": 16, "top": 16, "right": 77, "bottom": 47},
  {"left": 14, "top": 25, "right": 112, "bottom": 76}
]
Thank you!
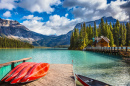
[{"left": 75, "top": 74, "right": 111, "bottom": 86}]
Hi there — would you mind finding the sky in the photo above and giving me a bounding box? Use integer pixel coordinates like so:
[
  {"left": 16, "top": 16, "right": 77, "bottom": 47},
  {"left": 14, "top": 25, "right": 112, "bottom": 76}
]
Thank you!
[{"left": 0, "top": 0, "right": 130, "bottom": 36}]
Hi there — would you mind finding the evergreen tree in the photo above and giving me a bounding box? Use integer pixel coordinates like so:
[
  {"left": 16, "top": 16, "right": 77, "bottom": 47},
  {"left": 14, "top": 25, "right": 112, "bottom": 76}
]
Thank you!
[
  {"left": 115, "top": 20, "right": 120, "bottom": 27},
  {"left": 94, "top": 21, "right": 98, "bottom": 37},
  {"left": 0, "top": 37, "right": 34, "bottom": 48},
  {"left": 126, "top": 22, "right": 130, "bottom": 46},
  {"left": 88, "top": 24, "right": 93, "bottom": 40},
  {"left": 69, "top": 31, "right": 74, "bottom": 49},
  {"left": 120, "top": 24, "right": 126, "bottom": 46},
  {"left": 104, "top": 20, "right": 108, "bottom": 37},
  {"left": 109, "top": 22, "right": 113, "bottom": 31},
  {"left": 78, "top": 29, "right": 84, "bottom": 49},
  {"left": 108, "top": 29, "right": 114, "bottom": 46},
  {"left": 100, "top": 18, "right": 105, "bottom": 36},
  {"left": 74, "top": 28, "right": 79, "bottom": 48},
  {"left": 113, "top": 26, "right": 119, "bottom": 46}
]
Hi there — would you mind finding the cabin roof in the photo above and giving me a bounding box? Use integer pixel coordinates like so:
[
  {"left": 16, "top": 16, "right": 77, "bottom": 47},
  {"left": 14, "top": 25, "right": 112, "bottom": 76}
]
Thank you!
[{"left": 94, "top": 36, "right": 110, "bottom": 43}]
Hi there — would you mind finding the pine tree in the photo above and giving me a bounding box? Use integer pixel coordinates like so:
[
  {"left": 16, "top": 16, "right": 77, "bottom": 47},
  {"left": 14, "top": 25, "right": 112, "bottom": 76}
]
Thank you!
[
  {"left": 88, "top": 24, "right": 93, "bottom": 40},
  {"left": 94, "top": 21, "right": 98, "bottom": 37},
  {"left": 113, "top": 26, "right": 119, "bottom": 46},
  {"left": 123, "top": 23, "right": 126, "bottom": 45},
  {"left": 119, "top": 24, "right": 126, "bottom": 46},
  {"left": 109, "top": 22, "right": 113, "bottom": 31},
  {"left": 126, "top": 22, "right": 130, "bottom": 46},
  {"left": 108, "top": 29, "right": 114, "bottom": 46},
  {"left": 115, "top": 20, "right": 120, "bottom": 27},
  {"left": 74, "top": 28, "right": 79, "bottom": 48},
  {"left": 69, "top": 31, "right": 74, "bottom": 49},
  {"left": 78, "top": 30, "right": 84, "bottom": 49},
  {"left": 100, "top": 18, "right": 105, "bottom": 36},
  {"left": 104, "top": 20, "right": 108, "bottom": 37}
]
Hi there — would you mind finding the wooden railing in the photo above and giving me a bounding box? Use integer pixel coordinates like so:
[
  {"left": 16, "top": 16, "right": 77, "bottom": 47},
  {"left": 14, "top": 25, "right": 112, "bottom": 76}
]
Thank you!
[{"left": 85, "top": 47, "right": 130, "bottom": 57}]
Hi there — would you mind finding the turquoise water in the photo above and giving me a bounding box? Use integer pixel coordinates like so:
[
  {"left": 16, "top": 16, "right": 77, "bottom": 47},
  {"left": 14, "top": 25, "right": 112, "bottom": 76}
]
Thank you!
[{"left": 0, "top": 48, "right": 130, "bottom": 86}]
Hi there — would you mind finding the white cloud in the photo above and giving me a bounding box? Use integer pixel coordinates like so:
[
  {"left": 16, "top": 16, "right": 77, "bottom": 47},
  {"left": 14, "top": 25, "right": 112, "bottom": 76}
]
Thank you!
[
  {"left": 65, "top": 13, "right": 68, "bottom": 17},
  {"left": 3, "top": 11, "right": 11, "bottom": 17},
  {"left": 22, "top": 15, "right": 43, "bottom": 20},
  {"left": 18, "top": 0, "right": 61, "bottom": 13},
  {"left": 63, "top": 0, "right": 128, "bottom": 21},
  {"left": 22, "top": 15, "right": 82, "bottom": 35},
  {"left": 0, "top": 0, "right": 15, "bottom": 10}
]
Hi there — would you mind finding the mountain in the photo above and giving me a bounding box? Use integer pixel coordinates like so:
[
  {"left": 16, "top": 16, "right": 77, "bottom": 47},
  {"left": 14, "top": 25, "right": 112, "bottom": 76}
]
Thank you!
[
  {"left": 0, "top": 17, "right": 127, "bottom": 47},
  {"left": 0, "top": 18, "right": 70, "bottom": 47},
  {"left": 74, "top": 16, "right": 127, "bottom": 29},
  {"left": 32, "top": 31, "right": 71, "bottom": 47}
]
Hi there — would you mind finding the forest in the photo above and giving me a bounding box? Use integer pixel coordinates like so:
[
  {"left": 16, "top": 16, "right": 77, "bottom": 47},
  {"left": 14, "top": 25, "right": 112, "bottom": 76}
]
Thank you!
[
  {"left": 69, "top": 18, "right": 130, "bottom": 50},
  {"left": 0, "top": 37, "right": 34, "bottom": 48}
]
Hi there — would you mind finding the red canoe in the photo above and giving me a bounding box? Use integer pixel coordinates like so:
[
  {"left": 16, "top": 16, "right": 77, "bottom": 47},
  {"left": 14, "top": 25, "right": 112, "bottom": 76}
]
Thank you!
[
  {"left": 10, "top": 63, "right": 36, "bottom": 84},
  {"left": 20, "top": 63, "right": 50, "bottom": 83},
  {"left": 1, "top": 62, "right": 30, "bottom": 81},
  {"left": 75, "top": 74, "right": 111, "bottom": 86},
  {"left": 5, "top": 62, "right": 32, "bottom": 82}
]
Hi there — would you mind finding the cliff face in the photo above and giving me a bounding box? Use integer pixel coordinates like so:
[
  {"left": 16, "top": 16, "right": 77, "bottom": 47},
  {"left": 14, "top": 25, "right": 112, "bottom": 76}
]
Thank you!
[{"left": 0, "top": 18, "right": 45, "bottom": 42}]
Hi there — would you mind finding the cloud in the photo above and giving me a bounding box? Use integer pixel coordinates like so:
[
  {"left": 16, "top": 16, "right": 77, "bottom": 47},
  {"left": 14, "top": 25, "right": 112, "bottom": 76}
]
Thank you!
[
  {"left": 22, "top": 15, "right": 43, "bottom": 20},
  {"left": 65, "top": 13, "right": 68, "bottom": 17},
  {"left": 0, "top": 0, "right": 61, "bottom": 13},
  {"left": 120, "top": 1, "right": 130, "bottom": 17},
  {"left": 22, "top": 15, "right": 82, "bottom": 35},
  {"left": 0, "top": 0, "right": 15, "bottom": 10},
  {"left": 3, "top": 11, "right": 11, "bottom": 17},
  {"left": 18, "top": 0, "right": 61, "bottom": 13},
  {"left": 63, "top": 0, "right": 128, "bottom": 21}
]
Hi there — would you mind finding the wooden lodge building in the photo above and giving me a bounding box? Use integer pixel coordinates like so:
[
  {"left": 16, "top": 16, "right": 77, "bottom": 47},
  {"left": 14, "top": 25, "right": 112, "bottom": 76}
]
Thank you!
[{"left": 93, "top": 36, "right": 110, "bottom": 47}]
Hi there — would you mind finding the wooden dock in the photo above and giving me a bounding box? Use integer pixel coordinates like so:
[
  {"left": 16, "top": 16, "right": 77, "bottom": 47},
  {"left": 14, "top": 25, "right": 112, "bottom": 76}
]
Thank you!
[
  {"left": 0, "top": 58, "right": 76, "bottom": 86},
  {"left": 85, "top": 47, "right": 130, "bottom": 57}
]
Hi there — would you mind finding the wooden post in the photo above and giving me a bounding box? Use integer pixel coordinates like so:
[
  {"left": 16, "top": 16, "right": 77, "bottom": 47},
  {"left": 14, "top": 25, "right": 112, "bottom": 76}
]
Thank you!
[
  {"left": 11, "top": 62, "right": 14, "bottom": 70},
  {"left": 126, "top": 47, "right": 128, "bottom": 52},
  {"left": 121, "top": 47, "right": 123, "bottom": 51},
  {"left": 109, "top": 47, "right": 110, "bottom": 53}
]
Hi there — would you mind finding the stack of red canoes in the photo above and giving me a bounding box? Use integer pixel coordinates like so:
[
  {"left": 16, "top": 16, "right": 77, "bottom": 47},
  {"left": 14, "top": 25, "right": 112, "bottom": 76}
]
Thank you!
[{"left": 1, "top": 62, "right": 50, "bottom": 84}]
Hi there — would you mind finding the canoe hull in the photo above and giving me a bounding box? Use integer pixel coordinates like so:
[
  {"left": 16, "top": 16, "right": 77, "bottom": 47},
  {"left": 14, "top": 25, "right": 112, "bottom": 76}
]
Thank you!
[
  {"left": 1, "top": 62, "right": 30, "bottom": 81},
  {"left": 75, "top": 74, "right": 111, "bottom": 86},
  {"left": 5, "top": 62, "right": 32, "bottom": 82},
  {"left": 20, "top": 63, "right": 50, "bottom": 83},
  {"left": 10, "top": 63, "right": 36, "bottom": 84},
  {"left": 75, "top": 74, "right": 89, "bottom": 86}
]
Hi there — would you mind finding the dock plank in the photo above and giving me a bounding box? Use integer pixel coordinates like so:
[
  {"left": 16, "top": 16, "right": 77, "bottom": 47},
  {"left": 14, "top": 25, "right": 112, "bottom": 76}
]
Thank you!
[{"left": 0, "top": 64, "right": 76, "bottom": 86}]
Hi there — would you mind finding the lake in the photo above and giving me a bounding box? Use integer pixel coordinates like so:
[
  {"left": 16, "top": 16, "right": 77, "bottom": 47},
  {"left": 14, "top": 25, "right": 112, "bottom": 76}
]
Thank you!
[{"left": 0, "top": 48, "right": 130, "bottom": 86}]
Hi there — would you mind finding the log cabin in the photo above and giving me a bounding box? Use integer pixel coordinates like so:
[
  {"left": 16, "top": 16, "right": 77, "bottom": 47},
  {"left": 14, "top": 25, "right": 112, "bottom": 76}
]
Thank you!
[{"left": 93, "top": 36, "right": 110, "bottom": 47}]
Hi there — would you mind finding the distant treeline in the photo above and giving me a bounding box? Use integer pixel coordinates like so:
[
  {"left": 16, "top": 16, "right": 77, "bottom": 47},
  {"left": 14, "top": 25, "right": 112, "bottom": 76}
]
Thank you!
[
  {"left": 54, "top": 45, "right": 70, "bottom": 48},
  {"left": 69, "top": 18, "right": 130, "bottom": 50},
  {"left": 0, "top": 37, "right": 34, "bottom": 48}
]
